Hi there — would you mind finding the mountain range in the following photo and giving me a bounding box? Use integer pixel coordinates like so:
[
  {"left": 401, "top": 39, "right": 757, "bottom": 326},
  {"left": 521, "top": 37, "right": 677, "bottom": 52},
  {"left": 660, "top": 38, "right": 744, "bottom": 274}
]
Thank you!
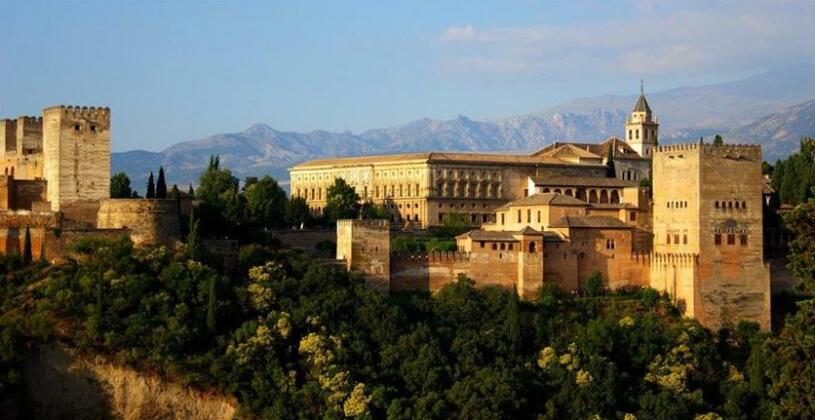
[{"left": 113, "top": 64, "right": 815, "bottom": 190}]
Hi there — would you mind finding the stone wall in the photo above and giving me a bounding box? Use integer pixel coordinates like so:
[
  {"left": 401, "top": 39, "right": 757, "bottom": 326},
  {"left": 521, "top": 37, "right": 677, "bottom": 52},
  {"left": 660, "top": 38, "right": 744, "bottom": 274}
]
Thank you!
[
  {"left": 97, "top": 199, "right": 181, "bottom": 247},
  {"left": 390, "top": 250, "right": 518, "bottom": 292},
  {"left": 12, "top": 179, "right": 47, "bottom": 210},
  {"left": 337, "top": 219, "right": 390, "bottom": 292}
]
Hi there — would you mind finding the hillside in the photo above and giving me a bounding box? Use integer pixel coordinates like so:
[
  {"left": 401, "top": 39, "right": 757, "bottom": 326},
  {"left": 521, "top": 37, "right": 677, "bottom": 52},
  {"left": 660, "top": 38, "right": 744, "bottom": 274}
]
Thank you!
[{"left": 112, "top": 64, "right": 815, "bottom": 189}]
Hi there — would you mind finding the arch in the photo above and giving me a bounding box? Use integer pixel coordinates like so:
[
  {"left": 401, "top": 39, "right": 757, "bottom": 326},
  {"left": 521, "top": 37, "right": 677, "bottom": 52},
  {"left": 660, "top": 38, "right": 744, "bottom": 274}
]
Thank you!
[
  {"left": 600, "top": 189, "right": 609, "bottom": 204},
  {"left": 542, "top": 188, "right": 550, "bottom": 193},
  {"left": 565, "top": 189, "right": 574, "bottom": 197},
  {"left": 589, "top": 190, "right": 598, "bottom": 204},
  {"left": 576, "top": 189, "right": 587, "bottom": 201},
  {"left": 554, "top": 188, "right": 562, "bottom": 194},
  {"left": 610, "top": 190, "right": 620, "bottom": 204}
]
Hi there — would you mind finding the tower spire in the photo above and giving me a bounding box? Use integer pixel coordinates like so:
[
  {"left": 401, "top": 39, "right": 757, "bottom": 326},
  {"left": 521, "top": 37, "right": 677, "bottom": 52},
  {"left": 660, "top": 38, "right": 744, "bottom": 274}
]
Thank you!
[{"left": 640, "top": 78, "right": 644, "bottom": 95}]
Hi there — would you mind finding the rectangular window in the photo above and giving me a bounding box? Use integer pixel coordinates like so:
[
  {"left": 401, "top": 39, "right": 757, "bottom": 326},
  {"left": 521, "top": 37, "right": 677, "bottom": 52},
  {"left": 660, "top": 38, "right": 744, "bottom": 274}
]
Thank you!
[
  {"left": 527, "top": 209, "right": 531, "bottom": 223},
  {"left": 715, "top": 234, "right": 722, "bottom": 245},
  {"left": 501, "top": 213, "right": 505, "bottom": 225},
  {"left": 517, "top": 210, "right": 521, "bottom": 223},
  {"left": 630, "top": 211, "right": 637, "bottom": 221},
  {"left": 537, "top": 211, "right": 541, "bottom": 223},
  {"left": 492, "top": 243, "right": 497, "bottom": 250},
  {"left": 740, "top": 234, "right": 747, "bottom": 246},
  {"left": 683, "top": 234, "right": 688, "bottom": 245},
  {"left": 500, "top": 243, "right": 506, "bottom": 250},
  {"left": 666, "top": 232, "right": 671, "bottom": 244},
  {"left": 508, "top": 244, "right": 514, "bottom": 250},
  {"left": 727, "top": 234, "right": 735, "bottom": 245},
  {"left": 480, "top": 241, "right": 485, "bottom": 248},
  {"left": 439, "top": 213, "right": 444, "bottom": 222},
  {"left": 674, "top": 234, "right": 679, "bottom": 244}
]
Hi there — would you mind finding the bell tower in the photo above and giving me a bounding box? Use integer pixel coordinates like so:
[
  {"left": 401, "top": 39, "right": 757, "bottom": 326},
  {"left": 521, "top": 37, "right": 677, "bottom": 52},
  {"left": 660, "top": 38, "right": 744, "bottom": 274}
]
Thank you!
[{"left": 625, "top": 82, "right": 659, "bottom": 158}]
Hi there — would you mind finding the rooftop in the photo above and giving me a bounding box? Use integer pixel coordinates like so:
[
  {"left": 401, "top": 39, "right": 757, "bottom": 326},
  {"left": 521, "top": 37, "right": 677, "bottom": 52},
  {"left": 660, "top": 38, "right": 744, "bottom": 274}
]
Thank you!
[
  {"left": 549, "top": 215, "right": 631, "bottom": 229},
  {"left": 290, "top": 151, "right": 609, "bottom": 170},
  {"left": 530, "top": 175, "right": 638, "bottom": 188},
  {"left": 494, "top": 192, "right": 588, "bottom": 211}
]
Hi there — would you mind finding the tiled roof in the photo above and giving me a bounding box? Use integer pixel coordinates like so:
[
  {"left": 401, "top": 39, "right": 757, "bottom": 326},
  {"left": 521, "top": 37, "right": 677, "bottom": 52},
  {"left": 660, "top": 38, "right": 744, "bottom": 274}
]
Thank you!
[
  {"left": 458, "top": 228, "right": 563, "bottom": 242},
  {"left": 535, "top": 143, "right": 602, "bottom": 159},
  {"left": 633, "top": 94, "right": 652, "bottom": 113},
  {"left": 530, "top": 137, "right": 646, "bottom": 160},
  {"left": 530, "top": 176, "right": 638, "bottom": 188},
  {"left": 494, "top": 193, "right": 587, "bottom": 211},
  {"left": 290, "top": 151, "right": 608, "bottom": 170},
  {"left": 549, "top": 215, "right": 631, "bottom": 229}
]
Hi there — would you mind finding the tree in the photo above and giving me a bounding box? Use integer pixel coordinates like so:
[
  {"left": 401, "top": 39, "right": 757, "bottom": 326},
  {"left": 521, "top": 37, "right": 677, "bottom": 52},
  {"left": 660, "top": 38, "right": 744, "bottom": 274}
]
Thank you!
[
  {"left": 206, "top": 276, "right": 217, "bottom": 334},
  {"left": 784, "top": 198, "right": 815, "bottom": 293},
  {"left": 22, "top": 226, "right": 32, "bottom": 265},
  {"left": 713, "top": 134, "right": 724, "bottom": 146},
  {"left": 188, "top": 184, "right": 195, "bottom": 196},
  {"left": 156, "top": 167, "right": 168, "bottom": 199},
  {"left": 360, "top": 201, "right": 389, "bottom": 220},
  {"left": 439, "top": 210, "right": 469, "bottom": 237},
  {"left": 585, "top": 271, "right": 603, "bottom": 296},
  {"left": 505, "top": 291, "right": 521, "bottom": 352},
  {"left": 244, "top": 176, "right": 287, "bottom": 229},
  {"left": 187, "top": 210, "right": 203, "bottom": 261},
  {"left": 285, "top": 196, "right": 311, "bottom": 227},
  {"left": 146, "top": 172, "right": 156, "bottom": 199},
  {"left": 110, "top": 172, "right": 133, "bottom": 198},
  {"left": 171, "top": 184, "right": 184, "bottom": 236},
  {"left": 323, "top": 178, "right": 359, "bottom": 222},
  {"left": 197, "top": 155, "right": 239, "bottom": 207},
  {"left": 606, "top": 146, "right": 616, "bottom": 178}
]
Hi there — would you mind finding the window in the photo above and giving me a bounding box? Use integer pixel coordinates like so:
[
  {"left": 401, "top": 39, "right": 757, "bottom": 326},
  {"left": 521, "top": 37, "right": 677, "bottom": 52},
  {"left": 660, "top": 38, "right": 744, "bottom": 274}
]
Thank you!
[
  {"left": 480, "top": 241, "right": 485, "bottom": 248},
  {"left": 727, "top": 234, "right": 735, "bottom": 245},
  {"left": 90, "top": 124, "right": 97, "bottom": 133},
  {"left": 500, "top": 243, "right": 506, "bottom": 250},
  {"left": 683, "top": 234, "right": 688, "bottom": 244},
  {"left": 528, "top": 242, "right": 536, "bottom": 253},
  {"left": 508, "top": 244, "right": 514, "bottom": 250},
  {"left": 439, "top": 213, "right": 445, "bottom": 222},
  {"left": 630, "top": 211, "right": 637, "bottom": 221},
  {"left": 74, "top": 123, "right": 80, "bottom": 131},
  {"left": 715, "top": 233, "right": 722, "bottom": 245},
  {"left": 492, "top": 243, "right": 497, "bottom": 250},
  {"left": 501, "top": 213, "right": 505, "bottom": 225},
  {"left": 527, "top": 209, "right": 531, "bottom": 223},
  {"left": 674, "top": 234, "right": 679, "bottom": 244},
  {"left": 517, "top": 210, "right": 521, "bottom": 223},
  {"left": 537, "top": 211, "right": 541, "bottom": 223},
  {"left": 742, "top": 201, "right": 747, "bottom": 209},
  {"left": 715, "top": 201, "right": 719, "bottom": 209},
  {"left": 740, "top": 234, "right": 747, "bottom": 246},
  {"left": 666, "top": 232, "right": 671, "bottom": 244}
]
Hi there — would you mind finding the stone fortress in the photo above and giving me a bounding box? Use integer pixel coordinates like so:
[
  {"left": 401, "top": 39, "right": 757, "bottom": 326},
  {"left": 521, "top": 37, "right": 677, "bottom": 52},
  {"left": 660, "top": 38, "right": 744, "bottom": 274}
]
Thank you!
[
  {"left": 0, "top": 105, "right": 181, "bottom": 260},
  {"left": 294, "top": 92, "right": 776, "bottom": 331}
]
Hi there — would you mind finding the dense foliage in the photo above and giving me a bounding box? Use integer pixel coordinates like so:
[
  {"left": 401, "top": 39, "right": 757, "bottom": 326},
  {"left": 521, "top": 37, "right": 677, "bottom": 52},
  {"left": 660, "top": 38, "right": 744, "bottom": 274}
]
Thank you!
[
  {"left": 0, "top": 236, "right": 812, "bottom": 418},
  {"left": 771, "top": 138, "right": 815, "bottom": 205}
]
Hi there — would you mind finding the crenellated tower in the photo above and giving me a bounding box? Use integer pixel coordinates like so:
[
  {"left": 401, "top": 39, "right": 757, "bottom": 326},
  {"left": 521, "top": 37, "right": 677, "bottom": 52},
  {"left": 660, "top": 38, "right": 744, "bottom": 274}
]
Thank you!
[
  {"left": 43, "top": 105, "right": 111, "bottom": 212},
  {"left": 625, "top": 83, "right": 659, "bottom": 158}
]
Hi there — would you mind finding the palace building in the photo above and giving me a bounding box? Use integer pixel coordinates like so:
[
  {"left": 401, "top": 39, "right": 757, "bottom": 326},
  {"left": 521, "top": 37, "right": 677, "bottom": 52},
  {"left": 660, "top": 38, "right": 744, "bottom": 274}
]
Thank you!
[
  {"left": 326, "top": 92, "right": 774, "bottom": 331},
  {"left": 289, "top": 92, "right": 657, "bottom": 228}
]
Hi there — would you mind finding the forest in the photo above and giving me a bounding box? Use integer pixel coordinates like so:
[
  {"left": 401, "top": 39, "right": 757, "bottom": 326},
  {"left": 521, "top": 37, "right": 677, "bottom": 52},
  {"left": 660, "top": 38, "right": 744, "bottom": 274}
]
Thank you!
[{"left": 0, "top": 151, "right": 813, "bottom": 419}]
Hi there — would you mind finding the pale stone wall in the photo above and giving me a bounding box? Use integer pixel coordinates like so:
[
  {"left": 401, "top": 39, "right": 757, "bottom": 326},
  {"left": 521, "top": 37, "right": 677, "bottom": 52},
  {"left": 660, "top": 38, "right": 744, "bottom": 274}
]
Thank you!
[
  {"left": 43, "top": 106, "right": 111, "bottom": 211},
  {"left": 97, "top": 199, "right": 181, "bottom": 247},
  {"left": 336, "top": 219, "right": 390, "bottom": 292},
  {"left": 652, "top": 144, "right": 771, "bottom": 331}
]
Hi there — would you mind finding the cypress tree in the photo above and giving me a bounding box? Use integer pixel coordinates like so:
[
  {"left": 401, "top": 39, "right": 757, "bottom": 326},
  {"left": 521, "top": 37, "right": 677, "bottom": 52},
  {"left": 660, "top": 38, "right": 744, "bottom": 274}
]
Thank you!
[
  {"left": 188, "top": 184, "right": 195, "bottom": 196},
  {"left": 606, "top": 146, "right": 616, "bottom": 178},
  {"left": 713, "top": 134, "right": 724, "bottom": 146},
  {"left": 22, "top": 226, "right": 32, "bottom": 265},
  {"left": 146, "top": 172, "right": 156, "bottom": 199},
  {"left": 206, "top": 276, "right": 217, "bottom": 334},
  {"left": 506, "top": 290, "right": 521, "bottom": 352},
  {"left": 171, "top": 185, "right": 185, "bottom": 236},
  {"left": 187, "top": 210, "right": 202, "bottom": 261},
  {"left": 156, "top": 167, "right": 168, "bottom": 198}
]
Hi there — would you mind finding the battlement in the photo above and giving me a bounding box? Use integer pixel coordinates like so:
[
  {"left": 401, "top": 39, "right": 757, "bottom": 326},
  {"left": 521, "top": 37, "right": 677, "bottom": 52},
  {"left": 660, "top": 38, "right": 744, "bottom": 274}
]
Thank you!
[
  {"left": 16, "top": 116, "right": 43, "bottom": 125},
  {"left": 336, "top": 219, "right": 390, "bottom": 230},
  {"left": 655, "top": 143, "right": 763, "bottom": 160},
  {"left": 630, "top": 251, "right": 652, "bottom": 264},
  {"left": 392, "top": 250, "right": 471, "bottom": 262},
  {"left": 43, "top": 105, "right": 111, "bottom": 117},
  {"left": 651, "top": 252, "right": 699, "bottom": 266}
]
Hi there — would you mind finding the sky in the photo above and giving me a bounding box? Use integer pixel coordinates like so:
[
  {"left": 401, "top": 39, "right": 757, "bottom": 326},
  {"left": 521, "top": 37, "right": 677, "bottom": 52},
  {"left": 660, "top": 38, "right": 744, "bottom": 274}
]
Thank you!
[{"left": 1, "top": 0, "right": 814, "bottom": 152}]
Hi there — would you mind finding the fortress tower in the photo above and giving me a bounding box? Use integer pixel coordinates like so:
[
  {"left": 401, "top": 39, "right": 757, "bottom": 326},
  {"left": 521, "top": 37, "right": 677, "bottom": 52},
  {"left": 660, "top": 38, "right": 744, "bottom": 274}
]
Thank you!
[
  {"left": 625, "top": 85, "right": 659, "bottom": 158},
  {"left": 43, "top": 106, "right": 110, "bottom": 214},
  {"left": 651, "top": 143, "right": 770, "bottom": 331}
]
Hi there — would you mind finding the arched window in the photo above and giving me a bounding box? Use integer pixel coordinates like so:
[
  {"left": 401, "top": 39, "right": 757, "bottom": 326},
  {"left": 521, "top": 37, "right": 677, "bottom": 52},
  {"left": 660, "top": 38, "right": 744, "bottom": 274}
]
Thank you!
[
  {"left": 528, "top": 242, "right": 536, "bottom": 253},
  {"left": 628, "top": 129, "right": 632, "bottom": 140},
  {"left": 589, "top": 190, "right": 598, "bottom": 203},
  {"left": 610, "top": 190, "right": 620, "bottom": 204},
  {"left": 600, "top": 190, "right": 609, "bottom": 204},
  {"left": 742, "top": 201, "right": 746, "bottom": 209}
]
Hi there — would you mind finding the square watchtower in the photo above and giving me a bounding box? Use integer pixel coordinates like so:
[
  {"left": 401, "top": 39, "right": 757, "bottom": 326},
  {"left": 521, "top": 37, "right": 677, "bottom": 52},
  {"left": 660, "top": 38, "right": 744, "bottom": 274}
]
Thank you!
[
  {"left": 42, "top": 106, "right": 111, "bottom": 212},
  {"left": 651, "top": 143, "right": 770, "bottom": 331}
]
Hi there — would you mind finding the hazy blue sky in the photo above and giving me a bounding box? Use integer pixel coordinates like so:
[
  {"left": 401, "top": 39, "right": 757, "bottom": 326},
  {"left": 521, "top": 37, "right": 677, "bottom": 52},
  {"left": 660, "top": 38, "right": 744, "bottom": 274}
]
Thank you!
[{"left": 1, "top": 1, "right": 813, "bottom": 152}]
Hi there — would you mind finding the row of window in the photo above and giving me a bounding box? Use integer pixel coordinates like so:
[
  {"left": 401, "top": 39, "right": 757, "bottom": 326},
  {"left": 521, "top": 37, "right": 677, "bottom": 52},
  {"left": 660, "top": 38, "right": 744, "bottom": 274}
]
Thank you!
[
  {"left": 436, "top": 169, "right": 500, "bottom": 180},
  {"left": 667, "top": 201, "right": 688, "bottom": 209},
  {"left": 666, "top": 233, "right": 688, "bottom": 245},
  {"left": 438, "top": 213, "right": 491, "bottom": 223},
  {"left": 715, "top": 200, "right": 747, "bottom": 210},
  {"left": 73, "top": 122, "right": 98, "bottom": 132},
  {"left": 715, "top": 233, "right": 748, "bottom": 246},
  {"left": 296, "top": 183, "right": 424, "bottom": 201},
  {"left": 627, "top": 127, "right": 654, "bottom": 141},
  {"left": 478, "top": 241, "right": 539, "bottom": 253},
  {"left": 439, "top": 202, "right": 489, "bottom": 210},
  {"left": 435, "top": 182, "right": 501, "bottom": 199},
  {"left": 539, "top": 188, "right": 622, "bottom": 204}
]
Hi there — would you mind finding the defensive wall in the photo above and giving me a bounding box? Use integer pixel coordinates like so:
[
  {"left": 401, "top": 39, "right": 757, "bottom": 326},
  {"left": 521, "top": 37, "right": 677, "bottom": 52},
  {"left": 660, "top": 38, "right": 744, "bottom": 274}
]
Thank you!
[{"left": 97, "top": 199, "right": 181, "bottom": 248}]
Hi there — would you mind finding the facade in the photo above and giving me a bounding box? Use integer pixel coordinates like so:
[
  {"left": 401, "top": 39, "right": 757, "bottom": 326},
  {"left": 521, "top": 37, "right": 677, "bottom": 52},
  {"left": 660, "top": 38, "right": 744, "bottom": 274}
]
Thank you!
[{"left": 332, "top": 93, "right": 774, "bottom": 331}]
